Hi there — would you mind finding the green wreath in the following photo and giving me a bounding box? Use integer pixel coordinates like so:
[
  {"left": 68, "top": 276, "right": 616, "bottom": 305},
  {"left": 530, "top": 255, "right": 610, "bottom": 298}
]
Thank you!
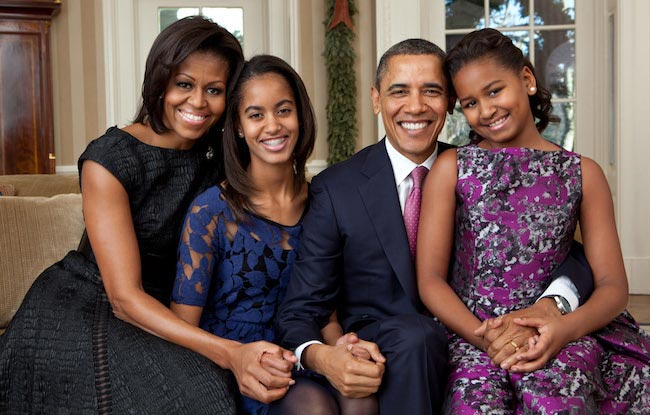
[{"left": 324, "top": 0, "right": 357, "bottom": 166}]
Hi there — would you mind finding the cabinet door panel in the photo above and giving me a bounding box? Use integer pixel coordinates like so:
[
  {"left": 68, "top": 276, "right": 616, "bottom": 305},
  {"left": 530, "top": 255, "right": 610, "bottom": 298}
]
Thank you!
[{"left": 0, "top": 14, "right": 56, "bottom": 174}]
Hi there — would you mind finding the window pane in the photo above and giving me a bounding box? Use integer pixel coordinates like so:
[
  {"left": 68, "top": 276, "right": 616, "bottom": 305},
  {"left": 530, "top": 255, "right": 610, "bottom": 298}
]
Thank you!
[
  {"left": 445, "top": 103, "right": 472, "bottom": 147},
  {"left": 157, "top": 8, "right": 243, "bottom": 48},
  {"left": 502, "top": 30, "right": 530, "bottom": 58},
  {"left": 159, "top": 8, "right": 199, "bottom": 32},
  {"left": 202, "top": 8, "right": 244, "bottom": 46},
  {"left": 446, "top": 0, "right": 485, "bottom": 30},
  {"left": 535, "top": 0, "right": 575, "bottom": 25},
  {"left": 489, "top": 0, "right": 529, "bottom": 28},
  {"left": 542, "top": 101, "right": 575, "bottom": 150},
  {"left": 534, "top": 29, "right": 575, "bottom": 99}
]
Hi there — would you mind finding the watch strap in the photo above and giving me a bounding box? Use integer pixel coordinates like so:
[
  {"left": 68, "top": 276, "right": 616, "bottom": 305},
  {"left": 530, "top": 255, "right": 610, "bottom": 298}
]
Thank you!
[{"left": 550, "top": 295, "right": 570, "bottom": 314}]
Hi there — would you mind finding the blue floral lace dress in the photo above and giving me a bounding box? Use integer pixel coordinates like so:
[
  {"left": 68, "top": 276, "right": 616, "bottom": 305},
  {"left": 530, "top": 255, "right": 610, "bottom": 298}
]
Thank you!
[{"left": 172, "top": 185, "right": 302, "bottom": 415}]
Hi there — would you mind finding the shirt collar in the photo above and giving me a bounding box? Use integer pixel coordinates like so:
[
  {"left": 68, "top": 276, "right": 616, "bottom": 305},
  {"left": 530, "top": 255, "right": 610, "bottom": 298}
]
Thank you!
[{"left": 385, "top": 137, "right": 437, "bottom": 187}]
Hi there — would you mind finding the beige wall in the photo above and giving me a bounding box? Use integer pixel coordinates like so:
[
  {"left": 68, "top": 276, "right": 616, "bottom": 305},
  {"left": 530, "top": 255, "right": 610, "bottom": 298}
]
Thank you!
[
  {"left": 51, "top": 0, "right": 106, "bottom": 171},
  {"left": 354, "top": 0, "right": 378, "bottom": 151},
  {"left": 618, "top": 0, "right": 650, "bottom": 293},
  {"left": 297, "top": 1, "right": 328, "bottom": 167}
]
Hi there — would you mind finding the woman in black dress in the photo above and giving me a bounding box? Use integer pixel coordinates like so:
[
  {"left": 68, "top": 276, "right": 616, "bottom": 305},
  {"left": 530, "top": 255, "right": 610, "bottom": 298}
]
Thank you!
[{"left": 0, "top": 16, "right": 289, "bottom": 414}]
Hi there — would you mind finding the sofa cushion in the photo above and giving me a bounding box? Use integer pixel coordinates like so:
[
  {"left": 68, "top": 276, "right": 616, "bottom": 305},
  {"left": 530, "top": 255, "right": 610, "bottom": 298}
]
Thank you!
[
  {"left": 0, "top": 174, "right": 79, "bottom": 197},
  {"left": 0, "top": 184, "right": 15, "bottom": 196},
  {"left": 0, "top": 193, "right": 84, "bottom": 328}
]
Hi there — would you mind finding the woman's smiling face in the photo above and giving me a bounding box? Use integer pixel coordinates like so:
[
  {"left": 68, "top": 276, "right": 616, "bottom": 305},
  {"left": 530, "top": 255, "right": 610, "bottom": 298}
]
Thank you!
[{"left": 162, "top": 51, "right": 230, "bottom": 149}]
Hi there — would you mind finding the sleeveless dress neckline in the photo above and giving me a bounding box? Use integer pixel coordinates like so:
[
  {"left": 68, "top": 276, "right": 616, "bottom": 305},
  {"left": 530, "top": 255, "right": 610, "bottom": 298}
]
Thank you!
[
  {"left": 474, "top": 145, "right": 570, "bottom": 155},
  {"left": 215, "top": 182, "right": 309, "bottom": 228}
]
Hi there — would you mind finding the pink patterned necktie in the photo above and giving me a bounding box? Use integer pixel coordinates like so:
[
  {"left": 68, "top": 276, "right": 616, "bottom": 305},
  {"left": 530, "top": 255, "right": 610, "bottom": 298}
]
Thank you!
[{"left": 404, "top": 166, "right": 429, "bottom": 259}]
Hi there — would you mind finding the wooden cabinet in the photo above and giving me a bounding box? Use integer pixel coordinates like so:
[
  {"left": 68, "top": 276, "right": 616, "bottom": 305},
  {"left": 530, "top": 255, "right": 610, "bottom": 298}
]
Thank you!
[{"left": 0, "top": 0, "right": 60, "bottom": 174}]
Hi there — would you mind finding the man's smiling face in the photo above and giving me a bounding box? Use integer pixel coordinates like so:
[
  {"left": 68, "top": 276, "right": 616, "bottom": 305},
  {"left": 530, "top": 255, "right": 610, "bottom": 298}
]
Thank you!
[{"left": 372, "top": 54, "right": 449, "bottom": 164}]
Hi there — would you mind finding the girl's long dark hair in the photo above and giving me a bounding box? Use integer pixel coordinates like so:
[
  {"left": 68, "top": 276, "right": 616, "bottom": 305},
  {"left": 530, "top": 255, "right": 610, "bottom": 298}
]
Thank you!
[
  {"left": 222, "top": 55, "right": 316, "bottom": 222},
  {"left": 445, "top": 28, "right": 558, "bottom": 141}
]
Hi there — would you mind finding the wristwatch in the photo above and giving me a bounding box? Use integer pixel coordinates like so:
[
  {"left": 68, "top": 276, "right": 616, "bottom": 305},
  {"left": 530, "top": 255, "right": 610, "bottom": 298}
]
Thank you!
[{"left": 546, "top": 295, "right": 570, "bottom": 315}]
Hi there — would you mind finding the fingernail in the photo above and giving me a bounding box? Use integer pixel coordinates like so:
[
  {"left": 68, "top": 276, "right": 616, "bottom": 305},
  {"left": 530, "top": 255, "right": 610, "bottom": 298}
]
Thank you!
[{"left": 289, "top": 380, "right": 295, "bottom": 385}]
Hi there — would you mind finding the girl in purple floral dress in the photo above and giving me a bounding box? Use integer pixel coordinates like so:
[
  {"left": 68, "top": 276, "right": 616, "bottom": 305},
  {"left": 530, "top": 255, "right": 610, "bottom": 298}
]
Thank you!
[{"left": 416, "top": 28, "right": 650, "bottom": 414}]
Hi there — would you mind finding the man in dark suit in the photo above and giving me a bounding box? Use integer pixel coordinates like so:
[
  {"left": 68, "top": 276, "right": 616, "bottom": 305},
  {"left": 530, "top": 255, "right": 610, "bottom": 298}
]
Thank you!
[{"left": 275, "top": 39, "right": 591, "bottom": 414}]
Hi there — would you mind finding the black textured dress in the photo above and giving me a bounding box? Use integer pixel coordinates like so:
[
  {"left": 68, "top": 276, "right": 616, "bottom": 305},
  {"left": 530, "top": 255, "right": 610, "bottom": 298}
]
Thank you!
[{"left": 0, "top": 127, "right": 236, "bottom": 414}]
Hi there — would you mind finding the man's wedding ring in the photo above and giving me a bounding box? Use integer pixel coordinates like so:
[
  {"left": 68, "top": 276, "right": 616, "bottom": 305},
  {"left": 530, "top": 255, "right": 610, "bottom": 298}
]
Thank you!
[{"left": 510, "top": 341, "right": 520, "bottom": 352}]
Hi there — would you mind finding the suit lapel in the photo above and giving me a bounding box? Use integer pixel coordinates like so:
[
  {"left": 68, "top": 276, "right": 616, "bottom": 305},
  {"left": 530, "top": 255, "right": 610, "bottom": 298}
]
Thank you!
[{"left": 358, "top": 139, "right": 419, "bottom": 306}]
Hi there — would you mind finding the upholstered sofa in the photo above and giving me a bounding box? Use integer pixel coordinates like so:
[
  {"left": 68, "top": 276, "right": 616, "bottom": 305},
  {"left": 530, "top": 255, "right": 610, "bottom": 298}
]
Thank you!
[{"left": 0, "top": 174, "right": 84, "bottom": 334}]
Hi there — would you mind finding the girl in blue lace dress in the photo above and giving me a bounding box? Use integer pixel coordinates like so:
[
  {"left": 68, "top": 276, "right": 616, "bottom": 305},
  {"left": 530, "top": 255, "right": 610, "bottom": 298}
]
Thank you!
[
  {"left": 170, "top": 55, "right": 316, "bottom": 415},
  {"left": 416, "top": 28, "right": 650, "bottom": 413}
]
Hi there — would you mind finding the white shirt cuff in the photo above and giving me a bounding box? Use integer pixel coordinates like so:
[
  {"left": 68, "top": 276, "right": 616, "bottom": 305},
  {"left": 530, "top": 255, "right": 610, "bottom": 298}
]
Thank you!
[
  {"left": 294, "top": 340, "right": 323, "bottom": 370},
  {"left": 537, "top": 275, "right": 579, "bottom": 312}
]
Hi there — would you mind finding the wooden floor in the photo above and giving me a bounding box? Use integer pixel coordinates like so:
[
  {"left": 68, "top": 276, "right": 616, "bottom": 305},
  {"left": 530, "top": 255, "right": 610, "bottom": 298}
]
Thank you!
[{"left": 628, "top": 295, "right": 650, "bottom": 325}]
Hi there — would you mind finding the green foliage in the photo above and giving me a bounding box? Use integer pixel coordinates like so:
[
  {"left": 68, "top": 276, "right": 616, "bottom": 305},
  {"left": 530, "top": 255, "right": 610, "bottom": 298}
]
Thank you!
[{"left": 324, "top": 0, "right": 357, "bottom": 166}]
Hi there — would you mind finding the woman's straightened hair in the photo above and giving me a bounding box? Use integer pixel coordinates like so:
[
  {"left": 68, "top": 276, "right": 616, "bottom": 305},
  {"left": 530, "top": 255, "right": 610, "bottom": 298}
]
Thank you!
[
  {"left": 445, "top": 28, "right": 558, "bottom": 139},
  {"left": 222, "top": 55, "right": 316, "bottom": 222},
  {"left": 133, "top": 15, "right": 245, "bottom": 176}
]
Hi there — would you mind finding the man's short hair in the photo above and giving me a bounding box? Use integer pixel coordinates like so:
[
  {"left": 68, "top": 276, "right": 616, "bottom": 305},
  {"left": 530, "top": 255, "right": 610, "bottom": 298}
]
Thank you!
[{"left": 375, "top": 39, "right": 447, "bottom": 90}]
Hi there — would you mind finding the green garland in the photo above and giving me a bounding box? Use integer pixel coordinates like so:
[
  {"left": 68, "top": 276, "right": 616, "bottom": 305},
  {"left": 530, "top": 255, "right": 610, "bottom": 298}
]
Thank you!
[{"left": 324, "top": 0, "right": 357, "bottom": 166}]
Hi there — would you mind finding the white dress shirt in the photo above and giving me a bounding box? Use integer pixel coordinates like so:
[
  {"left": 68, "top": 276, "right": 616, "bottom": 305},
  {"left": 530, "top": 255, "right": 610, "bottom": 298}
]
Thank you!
[{"left": 384, "top": 138, "right": 437, "bottom": 213}]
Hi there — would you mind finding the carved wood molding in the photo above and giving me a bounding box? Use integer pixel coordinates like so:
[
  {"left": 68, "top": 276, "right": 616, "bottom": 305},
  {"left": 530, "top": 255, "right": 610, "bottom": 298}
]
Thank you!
[{"left": 0, "top": 0, "right": 61, "bottom": 20}]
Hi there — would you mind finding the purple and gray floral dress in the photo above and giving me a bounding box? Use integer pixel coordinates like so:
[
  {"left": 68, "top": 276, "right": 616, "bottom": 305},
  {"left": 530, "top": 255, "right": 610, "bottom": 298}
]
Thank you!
[{"left": 445, "top": 145, "right": 650, "bottom": 414}]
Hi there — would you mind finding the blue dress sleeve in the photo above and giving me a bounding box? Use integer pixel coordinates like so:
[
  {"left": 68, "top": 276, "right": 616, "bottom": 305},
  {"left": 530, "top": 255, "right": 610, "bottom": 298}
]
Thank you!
[{"left": 172, "top": 187, "right": 223, "bottom": 307}]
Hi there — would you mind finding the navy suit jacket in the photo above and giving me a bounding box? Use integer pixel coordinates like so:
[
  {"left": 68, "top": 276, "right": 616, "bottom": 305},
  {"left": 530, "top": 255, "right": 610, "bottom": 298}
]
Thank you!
[
  {"left": 275, "top": 139, "right": 593, "bottom": 350},
  {"left": 276, "top": 139, "right": 455, "bottom": 350}
]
